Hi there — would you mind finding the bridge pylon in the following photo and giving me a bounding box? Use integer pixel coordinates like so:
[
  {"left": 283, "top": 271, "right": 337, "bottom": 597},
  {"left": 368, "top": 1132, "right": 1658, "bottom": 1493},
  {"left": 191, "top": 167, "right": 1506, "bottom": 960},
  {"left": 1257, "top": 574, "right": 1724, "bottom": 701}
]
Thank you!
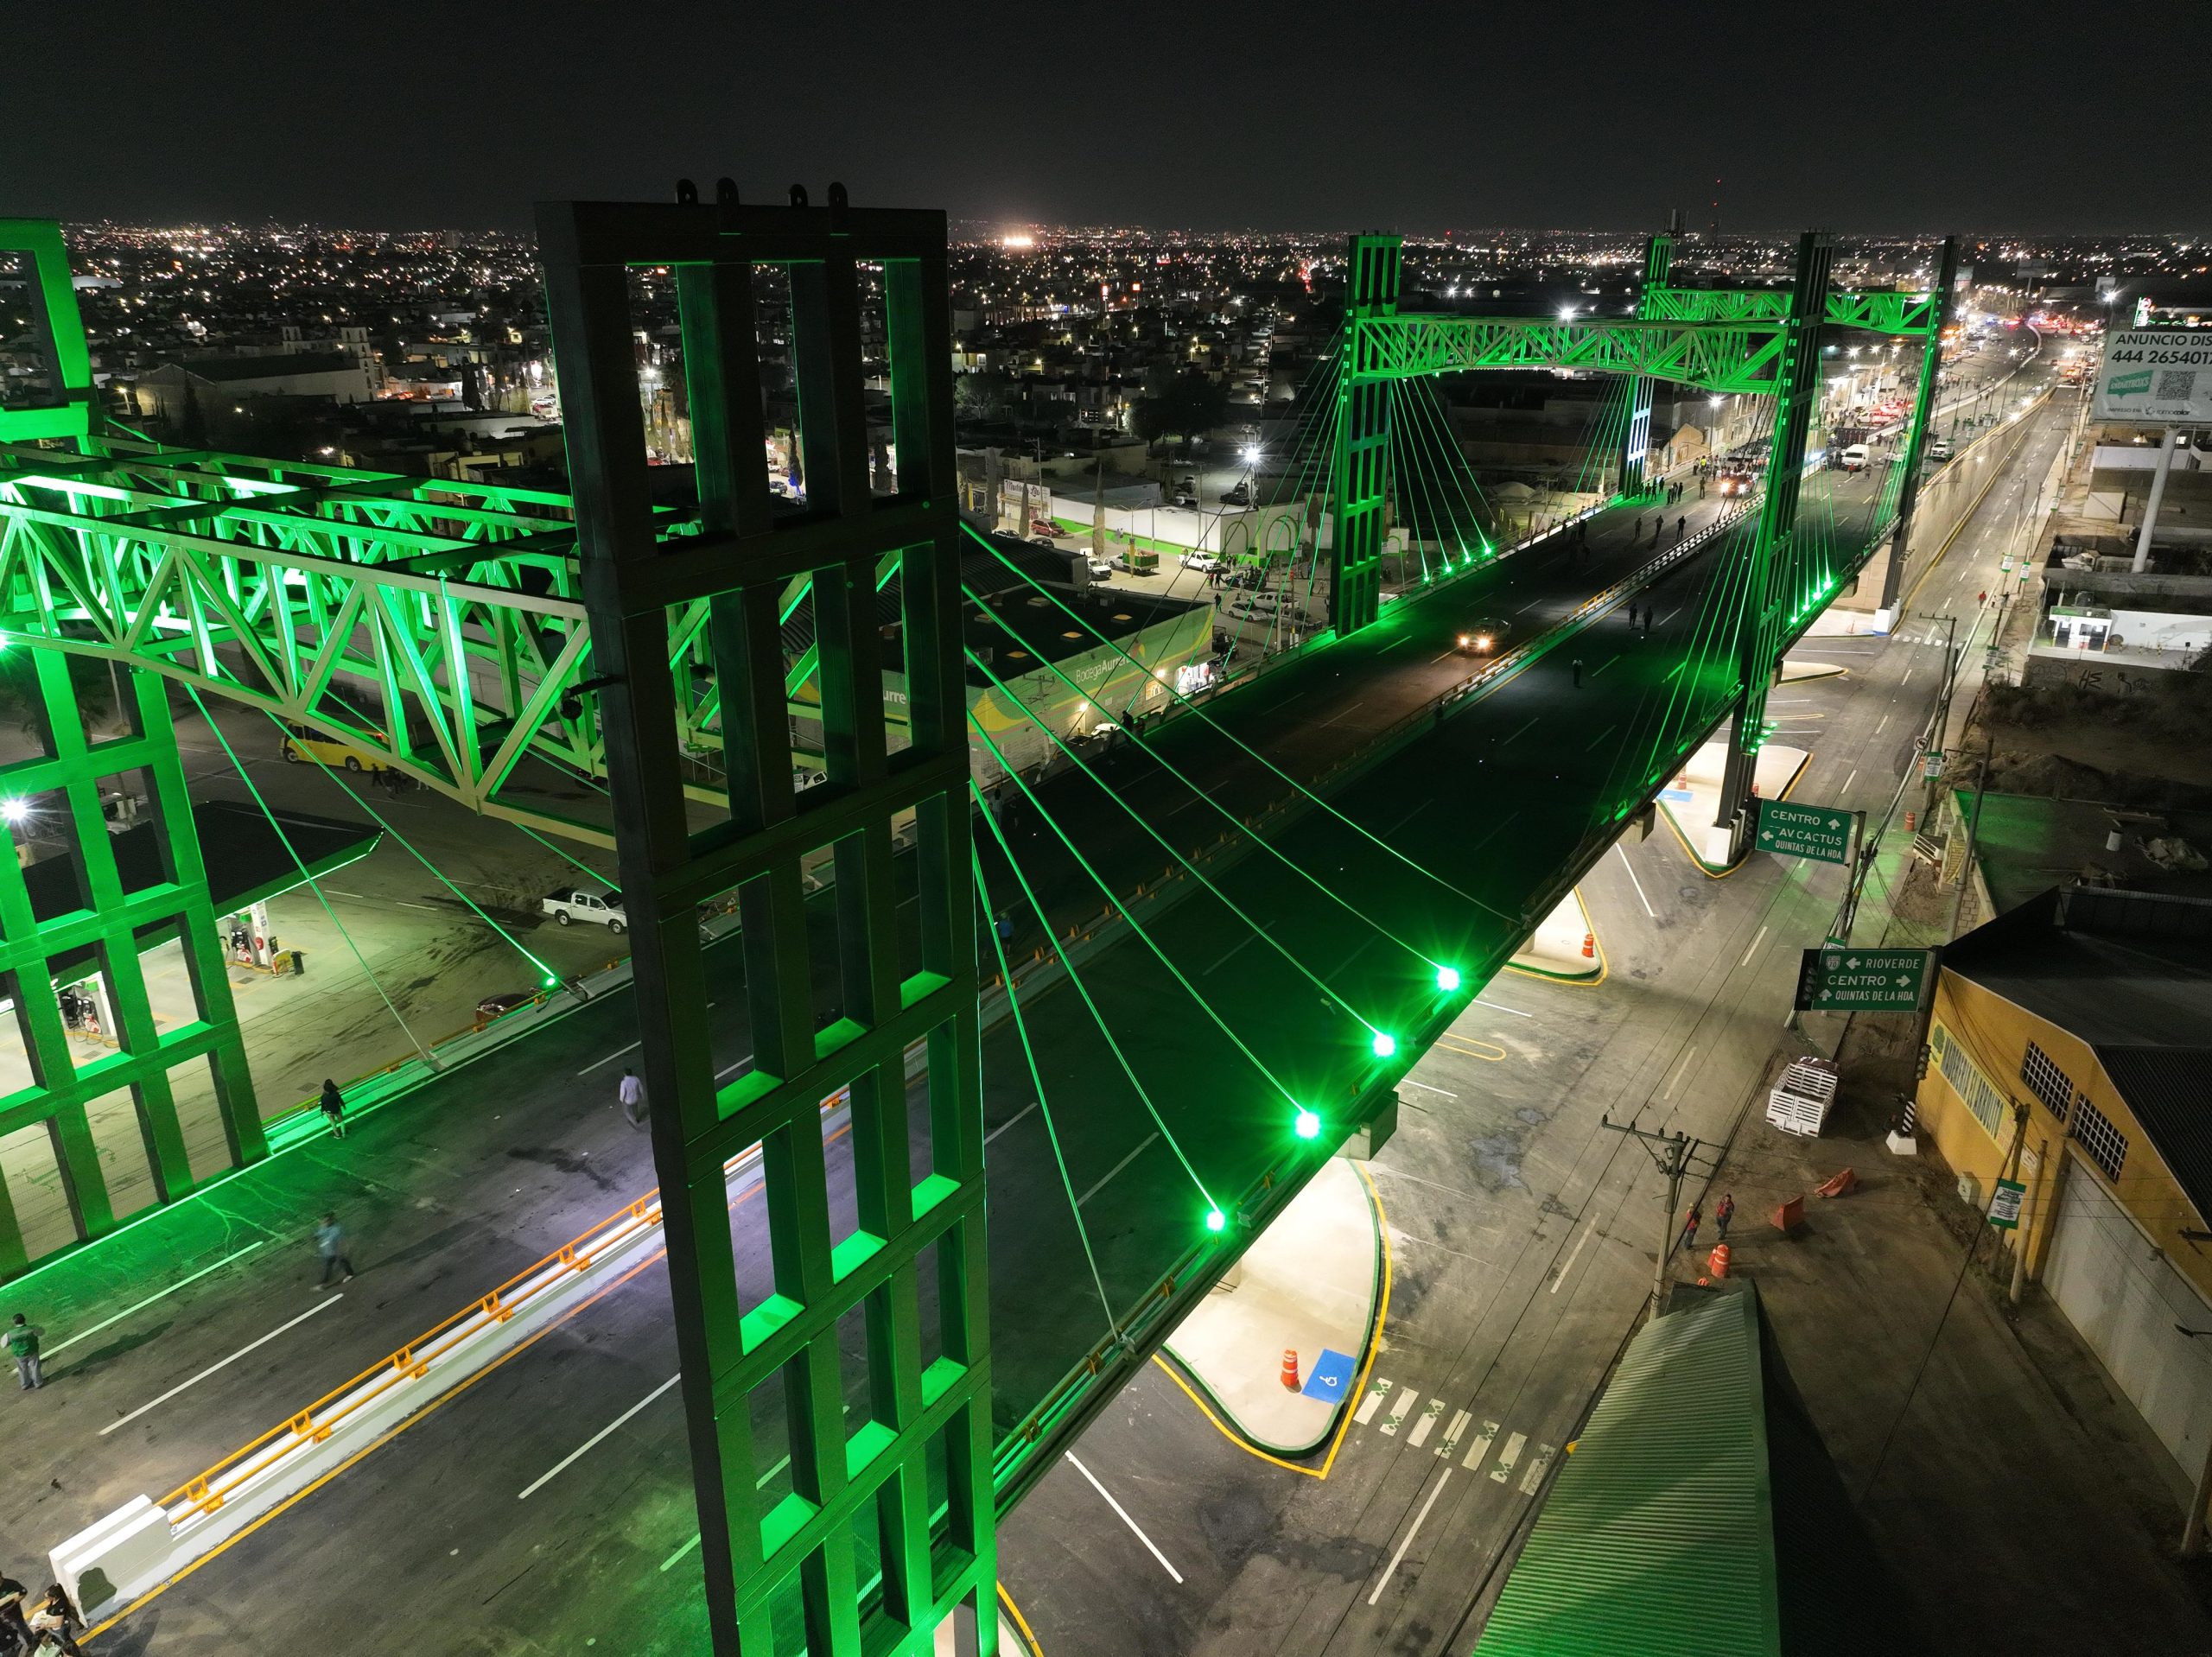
[
  {"left": 1329, "top": 234, "right": 1403, "bottom": 636},
  {"left": 1713, "top": 229, "right": 1835, "bottom": 856},
  {"left": 1618, "top": 212, "right": 1683, "bottom": 498},
  {"left": 1877, "top": 235, "right": 1961, "bottom": 615}
]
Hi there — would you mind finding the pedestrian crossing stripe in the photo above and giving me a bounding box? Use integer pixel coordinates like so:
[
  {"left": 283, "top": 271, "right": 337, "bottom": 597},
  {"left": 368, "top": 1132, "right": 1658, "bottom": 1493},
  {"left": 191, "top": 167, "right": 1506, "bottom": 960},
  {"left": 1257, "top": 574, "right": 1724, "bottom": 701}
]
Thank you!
[
  {"left": 1436, "top": 1409, "right": 1471, "bottom": 1460},
  {"left": 1406, "top": 1397, "right": 1446, "bottom": 1447},
  {"left": 1490, "top": 1431, "right": 1526, "bottom": 1482},
  {"left": 1519, "top": 1443, "right": 1556, "bottom": 1495},
  {"left": 1463, "top": 1420, "right": 1498, "bottom": 1473},
  {"left": 1378, "top": 1390, "right": 1420, "bottom": 1436},
  {"left": 1353, "top": 1378, "right": 1391, "bottom": 1426}
]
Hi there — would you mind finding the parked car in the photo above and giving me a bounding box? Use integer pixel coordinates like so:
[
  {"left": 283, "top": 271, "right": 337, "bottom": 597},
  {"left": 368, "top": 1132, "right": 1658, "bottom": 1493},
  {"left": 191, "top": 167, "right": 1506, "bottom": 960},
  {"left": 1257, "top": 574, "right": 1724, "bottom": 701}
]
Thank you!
[
  {"left": 280, "top": 721, "right": 394, "bottom": 773},
  {"left": 476, "top": 989, "right": 538, "bottom": 1024},
  {"left": 1220, "top": 481, "right": 1250, "bottom": 506},
  {"left": 1929, "top": 439, "right": 1955, "bottom": 462},
  {"left": 1181, "top": 551, "right": 1227, "bottom": 574},
  {"left": 543, "top": 884, "right": 627, "bottom": 932}
]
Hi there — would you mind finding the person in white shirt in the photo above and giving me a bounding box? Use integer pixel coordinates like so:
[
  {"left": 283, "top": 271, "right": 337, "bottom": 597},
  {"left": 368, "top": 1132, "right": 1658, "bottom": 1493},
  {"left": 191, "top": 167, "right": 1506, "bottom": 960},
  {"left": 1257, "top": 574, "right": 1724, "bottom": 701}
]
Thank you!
[{"left": 617, "top": 1068, "right": 646, "bottom": 1129}]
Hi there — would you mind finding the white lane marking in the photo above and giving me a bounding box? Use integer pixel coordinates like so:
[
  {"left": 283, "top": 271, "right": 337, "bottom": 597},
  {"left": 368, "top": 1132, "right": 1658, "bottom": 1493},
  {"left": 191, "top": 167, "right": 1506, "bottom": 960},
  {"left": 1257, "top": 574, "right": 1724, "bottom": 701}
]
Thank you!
[
  {"left": 1520, "top": 1443, "right": 1558, "bottom": 1495},
  {"left": 1076, "top": 1132, "right": 1159, "bottom": 1208},
  {"left": 1355, "top": 1378, "right": 1392, "bottom": 1425},
  {"left": 1490, "top": 1431, "right": 1527, "bottom": 1482},
  {"left": 1615, "top": 844, "right": 1656, "bottom": 918},
  {"left": 1501, "top": 717, "right": 1538, "bottom": 746},
  {"left": 1400, "top": 1078, "right": 1459, "bottom": 1099},
  {"left": 1437, "top": 1409, "right": 1471, "bottom": 1460},
  {"left": 1380, "top": 1389, "right": 1421, "bottom": 1436},
  {"left": 1901, "top": 669, "right": 1914, "bottom": 686},
  {"left": 1478, "top": 999, "right": 1531, "bottom": 1018},
  {"left": 578, "top": 1039, "right": 643, "bottom": 1076},
  {"left": 1842, "top": 768, "right": 1859, "bottom": 795},
  {"left": 1550, "top": 1216, "right": 1598, "bottom": 1294},
  {"left": 713, "top": 1051, "right": 755, "bottom": 1081},
  {"left": 1202, "top": 920, "right": 1274, "bottom": 976},
  {"left": 1875, "top": 714, "right": 1890, "bottom": 735},
  {"left": 48, "top": 1241, "right": 269, "bottom": 1356},
  {"left": 1464, "top": 1419, "right": 1499, "bottom": 1472},
  {"left": 519, "top": 1373, "right": 682, "bottom": 1499},
  {"left": 983, "top": 1101, "right": 1039, "bottom": 1146},
  {"left": 1367, "top": 1469, "right": 1452, "bottom": 1606},
  {"left": 1583, "top": 722, "right": 1617, "bottom": 751},
  {"left": 100, "top": 1296, "right": 345, "bottom": 1436},
  {"left": 1738, "top": 925, "right": 1768, "bottom": 970},
  {"left": 1066, "top": 1453, "right": 1183, "bottom": 1584},
  {"left": 1408, "top": 1397, "right": 1446, "bottom": 1447}
]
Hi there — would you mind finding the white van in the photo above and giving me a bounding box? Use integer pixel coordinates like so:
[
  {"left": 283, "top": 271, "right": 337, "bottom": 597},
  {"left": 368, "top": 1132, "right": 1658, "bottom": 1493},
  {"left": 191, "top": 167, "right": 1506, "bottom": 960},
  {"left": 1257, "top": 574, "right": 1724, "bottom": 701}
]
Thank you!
[{"left": 1840, "top": 444, "right": 1871, "bottom": 472}]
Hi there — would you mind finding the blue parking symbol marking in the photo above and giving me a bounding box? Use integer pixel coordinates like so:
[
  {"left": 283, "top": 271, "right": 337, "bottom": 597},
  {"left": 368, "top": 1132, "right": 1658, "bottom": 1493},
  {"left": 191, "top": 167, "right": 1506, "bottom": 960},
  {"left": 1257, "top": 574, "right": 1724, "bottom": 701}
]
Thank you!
[{"left": 1301, "top": 1348, "right": 1356, "bottom": 1402}]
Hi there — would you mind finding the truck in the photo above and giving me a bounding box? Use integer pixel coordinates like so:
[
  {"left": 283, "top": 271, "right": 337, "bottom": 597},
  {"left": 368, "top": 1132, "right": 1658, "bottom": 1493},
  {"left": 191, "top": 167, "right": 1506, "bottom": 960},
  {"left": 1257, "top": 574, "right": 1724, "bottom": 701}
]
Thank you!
[{"left": 542, "top": 884, "right": 627, "bottom": 932}]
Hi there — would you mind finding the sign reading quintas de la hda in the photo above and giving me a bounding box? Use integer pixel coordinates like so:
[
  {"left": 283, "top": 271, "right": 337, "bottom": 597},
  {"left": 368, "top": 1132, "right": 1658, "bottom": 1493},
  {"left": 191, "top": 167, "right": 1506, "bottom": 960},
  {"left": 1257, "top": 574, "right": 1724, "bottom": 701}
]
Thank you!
[
  {"left": 1794, "top": 946, "right": 1936, "bottom": 1013},
  {"left": 1755, "top": 797, "right": 1859, "bottom": 867},
  {"left": 2093, "top": 330, "right": 2212, "bottom": 423}
]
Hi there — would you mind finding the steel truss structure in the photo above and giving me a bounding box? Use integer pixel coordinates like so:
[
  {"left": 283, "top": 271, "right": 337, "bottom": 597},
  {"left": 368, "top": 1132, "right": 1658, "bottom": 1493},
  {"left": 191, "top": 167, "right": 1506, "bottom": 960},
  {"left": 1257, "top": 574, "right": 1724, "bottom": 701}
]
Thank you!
[
  {"left": 1352, "top": 310, "right": 1791, "bottom": 395},
  {"left": 541, "top": 188, "right": 991, "bottom": 1656},
  {"left": 0, "top": 651, "right": 262, "bottom": 1267},
  {"left": 1643, "top": 284, "right": 1942, "bottom": 335}
]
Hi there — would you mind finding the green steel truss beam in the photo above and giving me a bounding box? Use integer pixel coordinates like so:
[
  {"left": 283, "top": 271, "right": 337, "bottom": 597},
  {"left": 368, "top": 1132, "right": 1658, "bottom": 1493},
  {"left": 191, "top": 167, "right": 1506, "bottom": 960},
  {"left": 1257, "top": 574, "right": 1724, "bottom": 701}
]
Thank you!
[
  {"left": 1352, "top": 313, "right": 1789, "bottom": 394},
  {"left": 0, "top": 220, "right": 95, "bottom": 442},
  {"left": 1643, "top": 284, "right": 1941, "bottom": 336},
  {"left": 0, "top": 436, "right": 746, "bottom": 845}
]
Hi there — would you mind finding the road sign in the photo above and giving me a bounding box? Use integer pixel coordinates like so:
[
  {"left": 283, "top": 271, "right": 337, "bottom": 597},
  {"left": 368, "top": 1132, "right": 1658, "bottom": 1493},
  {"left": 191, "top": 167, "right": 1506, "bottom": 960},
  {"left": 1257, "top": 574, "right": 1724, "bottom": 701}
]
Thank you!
[
  {"left": 1988, "top": 1178, "right": 2026, "bottom": 1230},
  {"left": 1921, "top": 750, "right": 1944, "bottom": 779},
  {"left": 1755, "top": 797, "right": 1860, "bottom": 867},
  {"left": 1794, "top": 946, "right": 1937, "bottom": 1013}
]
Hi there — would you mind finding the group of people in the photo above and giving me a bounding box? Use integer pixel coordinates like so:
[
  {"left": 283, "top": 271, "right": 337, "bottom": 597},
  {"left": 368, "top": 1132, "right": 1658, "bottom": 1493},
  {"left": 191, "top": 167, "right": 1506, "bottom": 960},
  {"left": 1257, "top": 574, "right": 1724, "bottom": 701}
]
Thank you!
[
  {"left": 0, "top": 1575, "right": 83, "bottom": 1654},
  {"left": 1680, "top": 1191, "right": 1737, "bottom": 1254},
  {"left": 1631, "top": 513, "right": 1688, "bottom": 547}
]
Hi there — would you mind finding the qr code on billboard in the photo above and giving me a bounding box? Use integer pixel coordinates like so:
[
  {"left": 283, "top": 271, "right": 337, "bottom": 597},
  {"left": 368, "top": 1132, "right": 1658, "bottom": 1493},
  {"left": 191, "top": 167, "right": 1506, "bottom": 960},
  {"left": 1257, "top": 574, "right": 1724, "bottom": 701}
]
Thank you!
[{"left": 2157, "top": 369, "right": 2197, "bottom": 401}]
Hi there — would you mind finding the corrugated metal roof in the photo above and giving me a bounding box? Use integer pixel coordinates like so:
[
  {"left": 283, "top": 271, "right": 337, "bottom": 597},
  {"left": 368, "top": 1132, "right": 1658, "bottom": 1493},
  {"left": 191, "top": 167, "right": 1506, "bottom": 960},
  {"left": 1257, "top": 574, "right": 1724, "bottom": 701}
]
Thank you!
[{"left": 1473, "top": 1288, "right": 1779, "bottom": 1657}]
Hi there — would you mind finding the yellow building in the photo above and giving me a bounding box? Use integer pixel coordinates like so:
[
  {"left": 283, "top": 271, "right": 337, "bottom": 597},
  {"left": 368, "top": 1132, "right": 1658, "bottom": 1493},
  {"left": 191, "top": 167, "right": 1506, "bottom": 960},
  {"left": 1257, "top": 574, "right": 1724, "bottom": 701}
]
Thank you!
[{"left": 1913, "top": 885, "right": 2212, "bottom": 1523}]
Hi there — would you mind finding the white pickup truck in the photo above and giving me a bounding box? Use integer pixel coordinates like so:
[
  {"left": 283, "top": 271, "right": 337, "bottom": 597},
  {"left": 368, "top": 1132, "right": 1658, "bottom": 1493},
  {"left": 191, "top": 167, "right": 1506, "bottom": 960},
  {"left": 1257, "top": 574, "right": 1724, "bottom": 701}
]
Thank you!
[{"left": 543, "top": 884, "right": 627, "bottom": 933}]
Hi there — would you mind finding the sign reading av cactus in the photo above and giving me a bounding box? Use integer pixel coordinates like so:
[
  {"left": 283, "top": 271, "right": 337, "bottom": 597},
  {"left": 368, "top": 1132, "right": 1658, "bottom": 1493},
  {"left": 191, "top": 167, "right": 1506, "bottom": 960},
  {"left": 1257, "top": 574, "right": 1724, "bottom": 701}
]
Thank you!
[
  {"left": 2093, "top": 330, "right": 2212, "bottom": 423},
  {"left": 1754, "top": 797, "right": 1859, "bottom": 866}
]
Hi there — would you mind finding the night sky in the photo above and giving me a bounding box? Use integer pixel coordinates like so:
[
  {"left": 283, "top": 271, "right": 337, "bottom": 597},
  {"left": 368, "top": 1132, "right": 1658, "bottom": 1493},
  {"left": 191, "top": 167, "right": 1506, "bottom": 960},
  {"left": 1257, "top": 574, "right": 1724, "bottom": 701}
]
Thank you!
[{"left": 15, "top": 1, "right": 2206, "bottom": 234}]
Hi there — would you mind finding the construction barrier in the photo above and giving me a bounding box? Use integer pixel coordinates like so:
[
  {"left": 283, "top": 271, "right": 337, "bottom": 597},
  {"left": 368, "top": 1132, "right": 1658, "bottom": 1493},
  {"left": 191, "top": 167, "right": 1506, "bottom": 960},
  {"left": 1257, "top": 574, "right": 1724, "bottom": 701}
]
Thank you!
[{"left": 1280, "top": 1349, "right": 1300, "bottom": 1392}]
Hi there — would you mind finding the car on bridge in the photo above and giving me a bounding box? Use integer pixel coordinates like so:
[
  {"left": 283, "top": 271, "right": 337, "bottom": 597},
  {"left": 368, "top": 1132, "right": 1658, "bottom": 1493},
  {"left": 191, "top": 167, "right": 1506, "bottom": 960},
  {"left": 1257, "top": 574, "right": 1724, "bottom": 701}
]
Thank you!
[
  {"left": 1454, "top": 620, "right": 1509, "bottom": 656},
  {"left": 543, "top": 884, "right": 627, "bottom": 932}
]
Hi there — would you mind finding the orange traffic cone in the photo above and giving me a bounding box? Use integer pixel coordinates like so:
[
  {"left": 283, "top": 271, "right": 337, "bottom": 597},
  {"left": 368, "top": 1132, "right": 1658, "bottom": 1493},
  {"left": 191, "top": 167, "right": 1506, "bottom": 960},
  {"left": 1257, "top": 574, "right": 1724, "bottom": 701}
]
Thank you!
[
  {"left": 1280, "top": 1349, "right": 1301, "bottom": 1392},
  {"left": 1581, "top": 931, "right": 1596, "bottom": 960},
  {"left": 1904, "top": 809, "right": 1916, "bottom": 832},
  {"left": 1815, "top": 1167, "right": 1858, "bottom": 1198},
  {"left": 1707, "top": 1243, "right": 1732, "bottom": 1279}
]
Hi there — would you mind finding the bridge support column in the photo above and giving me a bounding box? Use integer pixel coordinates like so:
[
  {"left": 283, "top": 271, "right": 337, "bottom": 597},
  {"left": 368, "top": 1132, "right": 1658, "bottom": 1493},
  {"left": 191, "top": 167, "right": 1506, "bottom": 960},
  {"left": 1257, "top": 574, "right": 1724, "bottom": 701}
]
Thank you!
[
  {"left": 1331, "top": 235, "right": 1402, "bottom": 638},
  {"left": 1618, "top": 218, "right": 1679, "bottom": 498},
  {"left": 1878, "top": 236, "right": 1961, "bottom": 615},
  {"left": 0, "top": 653, "right": 263, "bottom": 1274},
  {"left": 543, "top": 189, "right": 993, "bottom": 1657},
  {"left": 1714, "top": 230, "right": 1835, "bottom": 858}
]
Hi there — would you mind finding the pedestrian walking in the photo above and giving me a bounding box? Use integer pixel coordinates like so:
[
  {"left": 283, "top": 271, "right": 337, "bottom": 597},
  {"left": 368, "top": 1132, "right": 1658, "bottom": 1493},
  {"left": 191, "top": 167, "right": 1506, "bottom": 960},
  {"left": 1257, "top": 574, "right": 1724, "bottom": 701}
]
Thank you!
[
  {"left": 0, "top": 1578, "right": 32, "bottom": 1651},
  {"left": 27, "top": 1584, "right": 83, "bottom": 1656},
  {"left": 5, "top": 1316, "right": 39, "bottom": 1392},
  {"left": 313, "top": 1212, "right": 356, "bottom": 1289},
  {"left": 1625, "top": 604, "right": 1637, "bottom": 629},
  {"left": 1675, "top": 514, "right": 1686, "bottom": 542},
  {"left": 1680, "top": 1200, "right": 1702, "bottom": 1254},
  {"left": 618, "top": 1066, "right": 647, "bottom": 1129},
  {"left": 1715, "top": 1191, "right": 1736, "bottom": 1241},
  {"left": 1571, "top": 657, "right": 1584, "bottom": 689},
  {"left": 318, "top": 1078, "right": 346, "bottom": 1140}
]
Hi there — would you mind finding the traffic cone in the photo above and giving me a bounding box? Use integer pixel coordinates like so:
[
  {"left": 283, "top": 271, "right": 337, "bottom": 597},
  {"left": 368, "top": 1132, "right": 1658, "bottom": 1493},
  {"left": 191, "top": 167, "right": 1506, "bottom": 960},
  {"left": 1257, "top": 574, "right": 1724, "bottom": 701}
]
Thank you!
[
  {"left": 1904, "top": 809, "right": 1916, "bottom": 832},
  {"left": 1280, "top": 1349, "right": 1300, "bottom": 1392},
  {"left": 1707, "top": 1243, "right": 1732, "bottom": 1279},
  {"left": 1581, "top": 931, "right": 1596, "bottom": 960}
]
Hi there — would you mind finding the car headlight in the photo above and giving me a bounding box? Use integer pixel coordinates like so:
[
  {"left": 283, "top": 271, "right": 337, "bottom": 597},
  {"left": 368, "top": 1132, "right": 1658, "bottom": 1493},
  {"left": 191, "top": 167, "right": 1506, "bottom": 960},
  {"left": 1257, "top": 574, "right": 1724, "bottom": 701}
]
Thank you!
[{"left": 1474, "top": 635, "right": 1493, "bottom": 651}]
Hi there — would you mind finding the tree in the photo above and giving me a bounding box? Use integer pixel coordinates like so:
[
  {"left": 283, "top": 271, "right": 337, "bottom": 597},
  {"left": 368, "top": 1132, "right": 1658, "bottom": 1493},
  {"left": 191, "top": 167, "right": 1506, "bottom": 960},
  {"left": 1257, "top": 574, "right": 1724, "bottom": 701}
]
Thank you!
[
  {"left": 1133, "top": 370, "right": 1228, "bottom": 454},
  {"left": 954, "top": 371, "right": 1014, "bottom": 422}
]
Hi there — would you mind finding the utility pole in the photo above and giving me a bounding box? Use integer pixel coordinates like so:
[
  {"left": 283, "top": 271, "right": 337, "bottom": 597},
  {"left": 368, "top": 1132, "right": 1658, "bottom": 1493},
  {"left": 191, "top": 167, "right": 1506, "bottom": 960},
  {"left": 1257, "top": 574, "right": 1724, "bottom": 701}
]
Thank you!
[
  {"left": 1946, "top": 733, "right": 1996, "bottom": 941},
  {"left": 1918, "top": 612, "right": 1959, "bottom": 823},
  {"left": 1600, "top": 1114, "right": 1701, "bottom": 1316}
]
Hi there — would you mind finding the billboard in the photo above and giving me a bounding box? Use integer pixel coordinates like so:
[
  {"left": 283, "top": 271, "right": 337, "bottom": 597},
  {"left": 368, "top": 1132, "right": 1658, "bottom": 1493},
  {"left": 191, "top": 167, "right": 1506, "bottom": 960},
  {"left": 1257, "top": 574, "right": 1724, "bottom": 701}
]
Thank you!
[{"left": 2092, "top": 329, "right": 2212, "bottom": 422}]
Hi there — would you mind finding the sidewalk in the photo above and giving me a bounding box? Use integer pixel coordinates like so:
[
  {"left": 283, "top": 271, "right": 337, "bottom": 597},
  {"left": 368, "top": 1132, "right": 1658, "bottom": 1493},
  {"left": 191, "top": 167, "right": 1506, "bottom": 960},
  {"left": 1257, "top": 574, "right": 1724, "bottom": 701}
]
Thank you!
[
  {"left": 1655, "top": 739, "right": 1812, "bottom": 873},
  {"left": 1160, "top": 1157, "right": 1382, "bottom": 1456},
  {"left": 1506, "top": 889, "right": 1602, "bottom": 982}
]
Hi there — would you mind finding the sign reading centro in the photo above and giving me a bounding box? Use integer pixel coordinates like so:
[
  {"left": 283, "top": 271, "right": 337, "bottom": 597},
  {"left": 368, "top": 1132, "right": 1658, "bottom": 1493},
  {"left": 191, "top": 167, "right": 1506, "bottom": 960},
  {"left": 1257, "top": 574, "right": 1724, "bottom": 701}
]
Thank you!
[
  {"left": 2093, "top": 329, "right": 2212, "bottom": 423},
  {"left": 1794, "top": 946, "right": 1937, "bottom": 1013},
  {"left": 1755, "top": 797, "right": 1860, "bottom": 867}
]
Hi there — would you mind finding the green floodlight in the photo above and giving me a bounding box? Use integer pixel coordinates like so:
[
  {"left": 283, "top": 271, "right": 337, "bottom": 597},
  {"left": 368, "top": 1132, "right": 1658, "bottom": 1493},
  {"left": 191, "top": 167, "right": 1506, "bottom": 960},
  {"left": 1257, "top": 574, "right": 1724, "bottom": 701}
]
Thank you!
[
  {"left": 1372, "top": 1032, "right": 1397, "bottom": 1058},
  {"left": 1294, "top": 1108, "right": 1321, "bottom": 1140},
  {"left": 542, "top": 973, "right": 558, "bottom": 988},
  {"left": 1205, "top": 1207, "right": 1227, "bottom": 1233},
  {"left": 1436, "top": 966, "right": 1461, "bottom": 992}
]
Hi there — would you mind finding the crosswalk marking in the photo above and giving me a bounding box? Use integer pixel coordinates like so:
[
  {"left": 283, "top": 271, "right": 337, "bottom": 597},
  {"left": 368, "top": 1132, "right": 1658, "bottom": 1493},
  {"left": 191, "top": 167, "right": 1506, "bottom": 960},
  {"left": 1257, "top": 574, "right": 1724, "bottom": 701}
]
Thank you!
[
  {"left": 1354, "top": 1379, "right": 1391, "bottom": 1426},
  {"left": 1490, "top": 1431, "right": 1526, "bottom": 1482},
  {"left": 1407, "top": 1397, "right": 1446, "bottom": 1447},
  {"left": 1520, "top": 1443, "right": 1556, "bottom": 1495},
  {"left": 1379, "top": 1390, "right": 1421, "bottom": 1436},
  {"left": 1436, "top": 1409, "right": 1471, "bottom": 1460},
  {"left": 1463, "top": 1419, "right": 1499, "bottom": 1473}
]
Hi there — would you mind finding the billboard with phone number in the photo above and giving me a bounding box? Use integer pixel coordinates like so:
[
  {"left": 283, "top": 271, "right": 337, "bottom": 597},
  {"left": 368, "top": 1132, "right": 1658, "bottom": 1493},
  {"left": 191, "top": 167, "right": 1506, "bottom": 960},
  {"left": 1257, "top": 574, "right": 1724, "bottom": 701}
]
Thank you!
[{"left": 2093, "top": 329, "right": 2212, "bottom": 422}]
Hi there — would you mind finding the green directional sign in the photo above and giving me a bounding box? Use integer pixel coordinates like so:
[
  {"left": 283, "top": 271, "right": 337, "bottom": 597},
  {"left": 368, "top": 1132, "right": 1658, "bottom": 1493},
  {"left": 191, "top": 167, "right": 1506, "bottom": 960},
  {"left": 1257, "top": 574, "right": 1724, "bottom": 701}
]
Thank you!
[
  {"left": 1989, "top": 1178, "right": 2026, "bottom": 1229},
  {"left": 1755, "top": 797, "right": 1860, "bottom": 866},
  {"left": 1795, "top": 946, "right": 1937, "bottom": 1013}
]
